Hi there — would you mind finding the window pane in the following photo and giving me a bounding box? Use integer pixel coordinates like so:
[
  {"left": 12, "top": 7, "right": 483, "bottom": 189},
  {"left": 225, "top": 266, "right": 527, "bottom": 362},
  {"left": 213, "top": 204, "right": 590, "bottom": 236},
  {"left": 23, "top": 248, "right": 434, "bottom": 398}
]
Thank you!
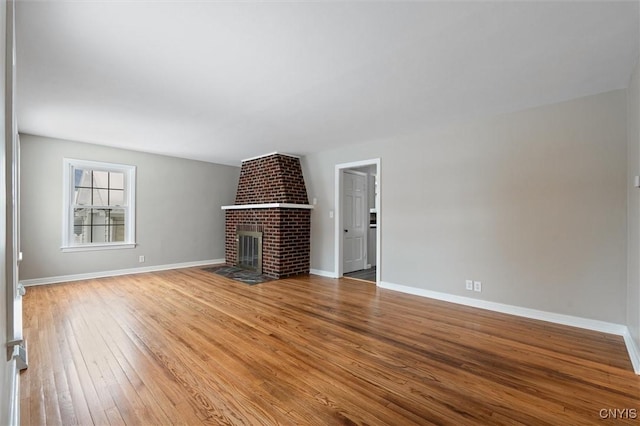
[
  {"left": 73, "top": 208, "right": 90, "bottom": 233},
  {"left": 73, "top": 208, "right": 91, "bottom": 243},
  {"left": 92, "top": 225, "right": 108, "bottom": 243},
  {"left": 110, "top": 172, "right": 124, "bottom": 190},
  {"left": 99, "top": 209, "right": 125, "bottom": 242},
  {"left": 73, "top": 226, "right": 91, "bottom": 244},
  {"left": 109, "top": 189, "right": 124, "bottom": 206},
  {"left": 93, "top": 171, "right": 109, "bottom": 188},
  {"left": 73, "top": 208, "right": 90, "bottom": 221},
  {"left": 93, "top": 189, "right": 108, "bottom": 206},
  {"left": 111, "top": 225, "right": 125, "bottom": 242},
  {"left": 74, "top": 188, "right": 91, "bottom": 205},
  {"left": 91, "top": 209, "right": 109, "bottom": 226},
  {"left": 72, "top": 208, "right": 126, "bottom": 243},
  {"left": 109, "top": 209, "right": 125, "bottom": 224},
  {"left": 75, "top": 169, "right": 92, "bottom": 188}
]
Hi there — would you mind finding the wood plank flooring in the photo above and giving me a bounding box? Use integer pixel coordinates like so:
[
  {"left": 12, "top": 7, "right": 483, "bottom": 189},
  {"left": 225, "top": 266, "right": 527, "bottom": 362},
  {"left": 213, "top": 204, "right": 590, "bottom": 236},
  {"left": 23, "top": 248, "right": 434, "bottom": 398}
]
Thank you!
[{"left": 20, "top": 268, "right": 640, "bottom": 425}]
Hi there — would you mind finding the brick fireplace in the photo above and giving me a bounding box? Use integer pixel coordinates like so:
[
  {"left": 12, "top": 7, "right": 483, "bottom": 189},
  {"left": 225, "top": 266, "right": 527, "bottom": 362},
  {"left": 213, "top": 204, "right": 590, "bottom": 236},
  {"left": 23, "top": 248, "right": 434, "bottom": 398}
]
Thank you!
[{"left": 222, "top": 153, "right": 312, "bottom": 279}]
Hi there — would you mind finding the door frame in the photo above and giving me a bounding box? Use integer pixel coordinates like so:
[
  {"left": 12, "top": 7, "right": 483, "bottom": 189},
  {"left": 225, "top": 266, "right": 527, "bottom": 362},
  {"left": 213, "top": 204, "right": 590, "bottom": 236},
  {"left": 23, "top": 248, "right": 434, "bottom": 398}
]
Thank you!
[{"left": 334, "top": 158, "right": 381, "bottom": 284}]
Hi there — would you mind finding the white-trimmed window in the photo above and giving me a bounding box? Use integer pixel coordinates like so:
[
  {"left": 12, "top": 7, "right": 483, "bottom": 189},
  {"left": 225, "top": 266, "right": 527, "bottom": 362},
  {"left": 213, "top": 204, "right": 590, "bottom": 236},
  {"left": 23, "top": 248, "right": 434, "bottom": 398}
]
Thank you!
[{"left": 62, "top": 158, "right": 136, "bottom": 252}]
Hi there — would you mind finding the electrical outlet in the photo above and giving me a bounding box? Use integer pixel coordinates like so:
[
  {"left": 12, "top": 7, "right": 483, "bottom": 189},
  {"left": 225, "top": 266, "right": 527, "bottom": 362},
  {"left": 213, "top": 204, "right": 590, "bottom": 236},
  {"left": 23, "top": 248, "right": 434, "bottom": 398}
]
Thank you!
[
  {"left": 465, "top": 280, "right": 473, "bottom": 291},
  {"left": 139, "top": 255, "right": 145, "bottom": 263},
  {"left": 473, "top": 281, "right": 482, "bottom": 292}
]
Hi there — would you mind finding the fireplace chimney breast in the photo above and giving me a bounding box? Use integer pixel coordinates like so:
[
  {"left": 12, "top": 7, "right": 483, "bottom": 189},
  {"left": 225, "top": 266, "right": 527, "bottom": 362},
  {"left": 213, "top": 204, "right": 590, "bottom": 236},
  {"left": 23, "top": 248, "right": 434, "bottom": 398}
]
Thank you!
[
  {"left": 235, "top": 153, "right": 309, "bottom": 205},
  {"left": 222, "top": 153, "right": 312, "bottom": 279}
]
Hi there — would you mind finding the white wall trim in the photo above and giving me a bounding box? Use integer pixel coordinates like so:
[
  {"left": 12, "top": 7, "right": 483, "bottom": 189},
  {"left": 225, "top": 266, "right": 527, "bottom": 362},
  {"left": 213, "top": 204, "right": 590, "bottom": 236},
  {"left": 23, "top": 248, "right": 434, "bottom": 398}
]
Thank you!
[
  {"left": 309, "top": 268, "right": 337, "bottom": 278},
  {"left": 241, "top": 152, "right": 300, "bottom": 162},
  {"left": 622, "top": 329, "right": 640, "bottom": 374},
  {"left": 6, "top": 358, "right": 18, "bottom": 426},
  {"left": 11, "top": 296, "right": 21, "bottom": 343},
  {"left": 21, "top": 258, "right": 225, "bottom": 287},
  {"left": 62, "top": 158, "right": 137, "bottom": 249},
  {"left": 379, "top": 281, "right": 625, "bottom": 334},
  {"left": 60, "top": 243, "right": 136, "bottom": 253},
  {"left": 221, "top": 203, "right": 314, "bottom": 210},
  {"left": 379, "top": 281, "right": 639, "bottom": 374}
]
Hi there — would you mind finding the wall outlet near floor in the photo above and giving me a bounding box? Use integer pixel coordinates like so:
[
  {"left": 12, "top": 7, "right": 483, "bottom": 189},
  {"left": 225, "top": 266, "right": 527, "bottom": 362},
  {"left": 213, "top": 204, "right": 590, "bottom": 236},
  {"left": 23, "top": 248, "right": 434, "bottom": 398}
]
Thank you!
[
  {"left": 473, "top": 281, "right": 482, "bottom": 292},
  {"left": 465, "top": 280, "right": 473, "bottom": 291},
  {"left": 139, "top": 255, "right": 145, "bottom": 263}
]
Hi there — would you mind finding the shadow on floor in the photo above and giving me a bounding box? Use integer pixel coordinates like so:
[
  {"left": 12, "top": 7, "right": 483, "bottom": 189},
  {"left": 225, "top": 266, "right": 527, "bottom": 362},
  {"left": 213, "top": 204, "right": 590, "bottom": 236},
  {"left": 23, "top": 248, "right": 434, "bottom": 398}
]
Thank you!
[{"left": 344, "top": 266, "right": 376, "bottom": 283}]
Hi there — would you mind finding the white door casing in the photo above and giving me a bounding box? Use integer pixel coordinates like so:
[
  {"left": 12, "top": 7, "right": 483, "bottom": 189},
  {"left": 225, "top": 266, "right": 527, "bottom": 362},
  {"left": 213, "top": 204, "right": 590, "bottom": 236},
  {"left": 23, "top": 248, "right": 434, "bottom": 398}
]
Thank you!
[
  {"left": 343, "top": 170, "right": 367, "bottom": 273},
  {"left": 334, "top": 158, "right": 380, "bottom": 283}
]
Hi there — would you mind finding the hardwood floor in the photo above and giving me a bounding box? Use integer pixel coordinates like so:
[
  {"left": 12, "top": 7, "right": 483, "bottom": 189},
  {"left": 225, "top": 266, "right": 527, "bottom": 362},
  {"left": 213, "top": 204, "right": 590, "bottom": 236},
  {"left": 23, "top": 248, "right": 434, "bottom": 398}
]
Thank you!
[{"left": 20, "top": 268, "right": 639, "bottom": 425}]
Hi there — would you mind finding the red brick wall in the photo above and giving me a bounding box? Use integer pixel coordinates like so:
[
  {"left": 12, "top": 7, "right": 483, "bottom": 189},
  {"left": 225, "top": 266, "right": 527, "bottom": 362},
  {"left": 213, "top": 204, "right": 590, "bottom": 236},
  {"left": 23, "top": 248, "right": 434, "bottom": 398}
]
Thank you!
[
  {"left": 226, "top": 153, "right": 311, "bottom": 279},
  {"left": 225, "top": 208, "right": 310, "bottom": 279},
  {"left": 234, "top": 154, "right": 309, "bottom": 205}
]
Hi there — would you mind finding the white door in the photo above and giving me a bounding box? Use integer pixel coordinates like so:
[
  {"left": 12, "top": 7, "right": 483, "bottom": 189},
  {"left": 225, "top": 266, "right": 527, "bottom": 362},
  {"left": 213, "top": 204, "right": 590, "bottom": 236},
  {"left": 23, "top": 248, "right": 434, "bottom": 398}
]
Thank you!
[{"left": 343, "top": 170, "right": 367, "bottom": 273}]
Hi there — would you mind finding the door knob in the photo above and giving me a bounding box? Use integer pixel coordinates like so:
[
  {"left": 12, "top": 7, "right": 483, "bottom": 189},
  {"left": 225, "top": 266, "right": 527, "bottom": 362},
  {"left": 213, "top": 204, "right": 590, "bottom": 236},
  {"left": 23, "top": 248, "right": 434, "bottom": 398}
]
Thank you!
[{"left": 344, "top": 229, "right": 348, "bottom": 233}]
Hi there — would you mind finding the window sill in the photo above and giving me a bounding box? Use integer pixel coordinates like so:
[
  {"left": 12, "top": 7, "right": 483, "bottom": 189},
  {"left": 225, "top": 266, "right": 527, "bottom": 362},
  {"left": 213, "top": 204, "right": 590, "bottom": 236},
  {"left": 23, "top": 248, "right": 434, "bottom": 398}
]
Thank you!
[{"left": 61, "top": 243, "right": 136, "bottom": 253}]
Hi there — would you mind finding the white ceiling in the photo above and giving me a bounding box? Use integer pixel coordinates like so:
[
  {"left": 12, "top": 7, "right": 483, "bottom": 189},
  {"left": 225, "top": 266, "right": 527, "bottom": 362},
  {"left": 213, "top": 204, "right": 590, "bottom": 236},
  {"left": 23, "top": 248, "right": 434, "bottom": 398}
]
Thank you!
[{"left": 16, "top": 1, "right": 639, "bottom": 166}]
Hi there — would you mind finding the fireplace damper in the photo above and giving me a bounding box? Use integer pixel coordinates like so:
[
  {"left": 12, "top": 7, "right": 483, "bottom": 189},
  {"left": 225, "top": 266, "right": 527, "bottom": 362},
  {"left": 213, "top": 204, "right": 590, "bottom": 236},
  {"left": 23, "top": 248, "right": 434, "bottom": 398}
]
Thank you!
[{"left": 236, "top": 230, "right": 262, "bottom": 273}]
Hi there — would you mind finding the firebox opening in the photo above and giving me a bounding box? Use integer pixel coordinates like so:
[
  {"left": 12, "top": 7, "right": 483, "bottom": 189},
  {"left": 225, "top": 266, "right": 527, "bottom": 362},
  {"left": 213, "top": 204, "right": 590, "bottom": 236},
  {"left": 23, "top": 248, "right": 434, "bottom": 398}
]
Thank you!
[{"left": 236, "top": 230, "right": 263, "bottom": 274}]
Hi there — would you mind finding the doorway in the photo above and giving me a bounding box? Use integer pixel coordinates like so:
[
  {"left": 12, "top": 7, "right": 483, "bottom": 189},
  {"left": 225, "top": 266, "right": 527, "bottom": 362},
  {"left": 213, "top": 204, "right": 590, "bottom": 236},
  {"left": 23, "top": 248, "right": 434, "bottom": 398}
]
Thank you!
[{"left": 334, "top": 159, "right": 380, "bottom": 284}]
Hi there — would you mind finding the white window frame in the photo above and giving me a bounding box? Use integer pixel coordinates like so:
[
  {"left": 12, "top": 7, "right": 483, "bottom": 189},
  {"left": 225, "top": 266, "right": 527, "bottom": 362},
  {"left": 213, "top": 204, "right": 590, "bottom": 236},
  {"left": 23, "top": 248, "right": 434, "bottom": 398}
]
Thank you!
[{"left": 62, "top": 158, "right": 136, "bottom": 252}]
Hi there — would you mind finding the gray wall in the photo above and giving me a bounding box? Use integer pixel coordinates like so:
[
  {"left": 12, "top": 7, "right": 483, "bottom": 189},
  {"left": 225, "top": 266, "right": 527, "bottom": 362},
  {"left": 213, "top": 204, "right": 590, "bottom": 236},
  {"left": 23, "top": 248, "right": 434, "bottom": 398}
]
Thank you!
[
  {"left": 303, "top": 90, "right": 627, "bottom": 324},
  {"left": 628, "top": 57, "right": 640, "bottom": 348},
  {"left": 19, "top": 134, "right": 239, "bottom": 280}
]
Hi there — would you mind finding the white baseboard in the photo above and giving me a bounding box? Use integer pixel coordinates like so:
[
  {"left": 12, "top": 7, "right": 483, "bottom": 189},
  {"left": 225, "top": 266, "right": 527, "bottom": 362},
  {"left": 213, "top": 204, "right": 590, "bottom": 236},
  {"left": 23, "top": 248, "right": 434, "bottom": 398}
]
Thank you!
[
  {"left": 379, "top": 281, "right": 639, "bottom": 374},
  {"left": 622, "top": 329, "right": 640, "bottom": 374},
  {"left": 309, "top": 268, "right": 337, "bottom": 278},
  {"left": 21, "top": 259, "right": 225, "bottom": 287}
]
